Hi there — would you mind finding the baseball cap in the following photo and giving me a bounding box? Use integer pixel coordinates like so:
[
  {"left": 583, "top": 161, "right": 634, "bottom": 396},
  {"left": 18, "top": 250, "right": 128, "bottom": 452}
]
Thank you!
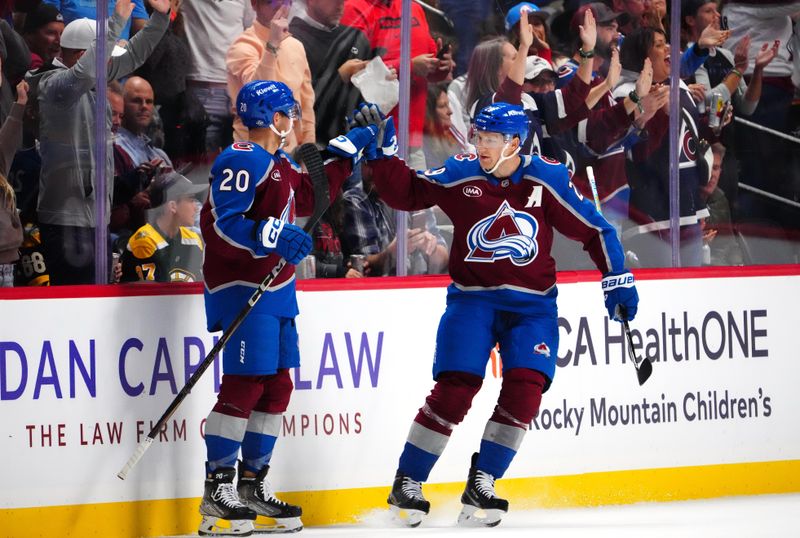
[
  {"left": 505, "top": 2, "right": 548, "bottom": 31},
  {"left": 524, "top": 56, "right": 555, "bottom": 80},
  {"left": 60, "top": 18, "right": 127, "bottom": 56},
  {"left": 156, "top": 173, "right": 209, "bottom": 206},
  {"left": 22, "top": 4, "right": 64, "bottom": 35},
  {"left": 570, "top": 2, "right": 629, "bottom": 32}
]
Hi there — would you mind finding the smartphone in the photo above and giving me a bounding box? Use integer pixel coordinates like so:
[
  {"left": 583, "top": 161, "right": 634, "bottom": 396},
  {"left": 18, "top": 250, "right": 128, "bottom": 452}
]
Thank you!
[
  {"left": 410, "top": 210, "right": 427, "bottom": 231},
  {"left": 436, "top": 42, "right": 451, "bottom": 60}
]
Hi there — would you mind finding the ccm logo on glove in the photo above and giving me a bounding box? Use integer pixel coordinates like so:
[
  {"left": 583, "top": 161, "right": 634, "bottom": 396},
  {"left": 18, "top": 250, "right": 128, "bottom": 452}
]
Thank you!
[{"left": 260, "top": 217, "right": 285, "bottom": 249}]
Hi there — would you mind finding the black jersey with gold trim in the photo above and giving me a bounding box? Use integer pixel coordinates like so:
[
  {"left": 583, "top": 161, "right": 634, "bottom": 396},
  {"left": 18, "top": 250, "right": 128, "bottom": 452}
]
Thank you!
[{"left": 121, "top": 223, "right": 204, "bottom": 283}]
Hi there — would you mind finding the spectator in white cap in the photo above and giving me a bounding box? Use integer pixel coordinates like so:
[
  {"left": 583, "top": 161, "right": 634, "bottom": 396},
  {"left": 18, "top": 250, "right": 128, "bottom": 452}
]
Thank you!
[
  {"left": 27, "top": 0, "right": 171, "bottom": 285},
  {"left": 59, "top": 17, "right": 129, "bottom": 63},
  {"left": 523, "top": 55, "right": 557, "bottom": 94}
]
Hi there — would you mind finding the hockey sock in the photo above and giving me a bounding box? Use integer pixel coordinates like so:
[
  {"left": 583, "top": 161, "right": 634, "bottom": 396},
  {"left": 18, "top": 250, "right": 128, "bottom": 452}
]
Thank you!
[
  {"left": 241, "top": 411, "right": 283, "bottom": 473},
  {"left": 205, "top": 374, "right": 270, "bottom": 473},
  {"left": 477, "top": 368, "right": 546, "bottom": 478},
  {"left": 398, "top": 371, "right": 482, "bottom": 482},
  {"left": 240, "top": 369, "right": 293, "bottom": 473},
  {"left": 205, "top": 410, "right": 248, "bottom": 472}
]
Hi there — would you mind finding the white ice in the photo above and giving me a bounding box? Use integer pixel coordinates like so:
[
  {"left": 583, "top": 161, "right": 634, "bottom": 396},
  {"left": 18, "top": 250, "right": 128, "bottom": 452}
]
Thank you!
[{"left": 167, "top": 493, "right": 800, "bottom": 537}]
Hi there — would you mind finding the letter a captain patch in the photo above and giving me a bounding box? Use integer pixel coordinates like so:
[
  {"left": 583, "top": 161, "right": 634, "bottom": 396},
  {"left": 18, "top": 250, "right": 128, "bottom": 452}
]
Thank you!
[{"left": 525, "top": 185, "right": 543, "bottom": 208}]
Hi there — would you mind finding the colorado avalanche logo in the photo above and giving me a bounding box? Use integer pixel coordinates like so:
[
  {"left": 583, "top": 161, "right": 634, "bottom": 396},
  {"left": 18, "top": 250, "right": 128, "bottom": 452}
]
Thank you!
[{"left": 465, "top": 200, "right": 539, "bottom": 265}]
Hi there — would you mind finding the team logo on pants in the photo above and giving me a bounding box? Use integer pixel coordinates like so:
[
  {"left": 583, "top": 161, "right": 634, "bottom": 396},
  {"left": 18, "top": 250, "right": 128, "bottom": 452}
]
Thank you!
[
  {"left": 534, "top": 342, "right": 550, "bottom": 357},
  {"left": 465, "top": 201, "right": 539, "bottom": 265}
]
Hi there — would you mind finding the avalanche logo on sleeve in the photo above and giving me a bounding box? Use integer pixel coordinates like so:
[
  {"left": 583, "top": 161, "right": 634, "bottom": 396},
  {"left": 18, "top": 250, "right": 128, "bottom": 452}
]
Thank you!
[{"left": 465, "top": 200, "right": 539, "bottom": 265}]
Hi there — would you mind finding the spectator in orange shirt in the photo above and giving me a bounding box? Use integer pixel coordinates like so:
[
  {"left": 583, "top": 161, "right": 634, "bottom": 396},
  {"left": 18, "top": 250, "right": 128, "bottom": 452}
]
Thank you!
[{"left": 226, "top": 1, "right": 315, "bottom": 152}]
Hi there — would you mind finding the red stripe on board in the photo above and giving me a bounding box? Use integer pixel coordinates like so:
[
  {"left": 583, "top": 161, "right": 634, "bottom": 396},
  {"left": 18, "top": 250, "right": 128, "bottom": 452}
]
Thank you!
[{"left": 0, "top": 265, "right": 797, "bottom": 300}]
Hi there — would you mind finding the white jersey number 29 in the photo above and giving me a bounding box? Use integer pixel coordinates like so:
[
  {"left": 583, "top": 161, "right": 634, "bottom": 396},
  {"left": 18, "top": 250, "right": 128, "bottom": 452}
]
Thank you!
[{"left": 220, "top": 169, "right": 250, "bottom": 192}]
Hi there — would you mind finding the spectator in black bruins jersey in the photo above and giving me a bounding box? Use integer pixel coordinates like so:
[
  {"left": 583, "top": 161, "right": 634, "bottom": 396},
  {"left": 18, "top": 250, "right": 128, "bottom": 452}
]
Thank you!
[{"left": 120, "top": 172, "right": 206, "bottom": 283}]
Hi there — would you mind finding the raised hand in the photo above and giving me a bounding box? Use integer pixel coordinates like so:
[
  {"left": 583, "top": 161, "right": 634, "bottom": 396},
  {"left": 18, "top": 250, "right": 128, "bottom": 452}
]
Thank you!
[
  {"left": 269, "top": 4, "right": 290, "bottom": 48},
  {"left": 698, "top": 25, "right": 731, "bottom": 50},
  {"left": 114, "top": 1, "right": 135, "bottom": 21},
  {"left": 635, "top": 57, "right": 653, "bottom": 98},
  {"left": 733, "top": 35, "right": 751, "bottom": 71},
  {"left": 637, "top": 84, "right": 669, "bottom": 125},
  {"left": 147, "top": 0, "right": 170, "bottom": 15},
  {"left": 579, "top": 7, "right": 597, "bottom": 53},
  {"left": 754, "top": 40, "right": 780, "bottom": 71},
  {"left": 518, "top": 7, "right": 534, "bottom": 51}
]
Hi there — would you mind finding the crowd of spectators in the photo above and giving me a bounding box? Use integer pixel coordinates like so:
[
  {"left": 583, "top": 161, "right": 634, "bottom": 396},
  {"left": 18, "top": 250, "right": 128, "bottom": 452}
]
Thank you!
[{"left": 0, "top": 0, "right": 797, "bottom": 286}]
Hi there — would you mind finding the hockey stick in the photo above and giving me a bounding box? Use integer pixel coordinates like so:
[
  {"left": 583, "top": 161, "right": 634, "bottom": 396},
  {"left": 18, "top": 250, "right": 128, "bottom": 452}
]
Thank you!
[
  {"left": 587, "top": 166, "right": 653, "bottom": 386},
  {"left": 623, "top": 317, "right": 652, "bottom": 386},
  {"left": 117, "top": 144, "right": 331, "bottom": 480}
]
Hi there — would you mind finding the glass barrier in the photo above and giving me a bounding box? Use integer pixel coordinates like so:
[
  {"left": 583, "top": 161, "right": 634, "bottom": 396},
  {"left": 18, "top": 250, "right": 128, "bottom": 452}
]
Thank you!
[{"left": 5, "top": 0, "right": 798, "bottom": 289}]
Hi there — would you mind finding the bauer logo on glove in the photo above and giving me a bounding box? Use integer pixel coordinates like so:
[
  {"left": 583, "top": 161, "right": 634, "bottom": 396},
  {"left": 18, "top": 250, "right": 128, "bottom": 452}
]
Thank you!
[{"left": 602, "top": 271, "right": 639, "bottom": 321}]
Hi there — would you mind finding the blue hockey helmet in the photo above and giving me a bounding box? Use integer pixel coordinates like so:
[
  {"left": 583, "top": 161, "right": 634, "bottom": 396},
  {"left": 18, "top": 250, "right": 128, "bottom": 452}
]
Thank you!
[
  {"left": 473, "top": 102, "right": 529, "bottom": 145},
  {"left": 236, "top": 80, "right": 300, "bottom": 129}
]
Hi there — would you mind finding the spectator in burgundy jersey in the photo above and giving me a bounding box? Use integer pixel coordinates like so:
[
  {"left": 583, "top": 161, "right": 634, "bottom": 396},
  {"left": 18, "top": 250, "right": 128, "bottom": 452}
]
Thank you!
[
  {"left": 466, "top": 8, "right": 597, "bottom": 162},
  {"left": 554, "top": 3, "right": 666, "bottom": 236},
  {"left": 21, "top": 3, "right": 64, "bottom": 71},
  {"left": 614, "top": 26, "right": 720, "bottom": 267}
]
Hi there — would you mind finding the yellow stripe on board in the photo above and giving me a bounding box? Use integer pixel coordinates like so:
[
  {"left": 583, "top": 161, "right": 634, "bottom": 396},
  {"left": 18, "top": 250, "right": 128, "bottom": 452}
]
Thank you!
[{"left": 3, "top": 460, "right": 798, "bottom": 537}]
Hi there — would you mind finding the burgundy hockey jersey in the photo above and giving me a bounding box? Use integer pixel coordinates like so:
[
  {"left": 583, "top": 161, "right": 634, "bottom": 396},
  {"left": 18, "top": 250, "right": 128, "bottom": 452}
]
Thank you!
[
  {"left": 200, "top": 142, "right": 350, "bottom": 328},
  {"left": 370, "top": 153, "right": 626, "bottom": 314}
]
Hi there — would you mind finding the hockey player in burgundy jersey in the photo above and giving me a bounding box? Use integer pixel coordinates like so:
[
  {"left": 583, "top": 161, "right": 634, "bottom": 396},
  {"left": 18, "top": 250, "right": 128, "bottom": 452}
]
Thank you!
[
  {"left": 352, "top": 102, "right": 639, "bottom": 527},
  {"left": 198, "top": 80, "right": 374, "bottom": 535}
]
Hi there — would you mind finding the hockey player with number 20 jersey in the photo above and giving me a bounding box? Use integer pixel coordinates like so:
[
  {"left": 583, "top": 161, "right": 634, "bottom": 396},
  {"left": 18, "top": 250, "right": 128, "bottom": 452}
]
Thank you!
[
  {"left": 197, "top": 80, "right": 375, "bottom": 536},
  {"left": 351, "top": 102, "right": 639, "bottom": 527}
]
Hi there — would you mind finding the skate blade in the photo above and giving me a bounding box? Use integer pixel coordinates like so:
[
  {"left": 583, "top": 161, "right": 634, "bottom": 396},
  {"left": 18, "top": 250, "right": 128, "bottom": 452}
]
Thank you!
[
  {"left": 198, "top": 515, "right": 255, "bottom": 536},
  {"left": 457, "top": 504, "right": 505, "bottom": 527},
  {"left": 389, "top": 504, "right": 426, "bottom": 527},
  {"left": 252, "top": 515, "right": 303, "bottom": 534}
]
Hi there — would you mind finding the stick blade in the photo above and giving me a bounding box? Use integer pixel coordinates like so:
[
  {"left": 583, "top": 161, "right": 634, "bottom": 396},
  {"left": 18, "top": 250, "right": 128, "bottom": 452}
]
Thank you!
[{"left": 637, "top": 357, "right": 653, "bottom": 385}]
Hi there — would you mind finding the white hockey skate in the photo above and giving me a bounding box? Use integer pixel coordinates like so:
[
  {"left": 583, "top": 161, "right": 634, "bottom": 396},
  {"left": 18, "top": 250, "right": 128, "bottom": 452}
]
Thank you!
[
  {"left": 387, "top": 471, "right": 430, "bottom": 527},
  {"left": 457, "top": 453, "right": 508, "bottom": 527},
  {"left": 238, "top": 464, "right": 303, "bottom": 534},
  {"left": 199, "top": 468, "right": 257, "bottom": 536}
]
